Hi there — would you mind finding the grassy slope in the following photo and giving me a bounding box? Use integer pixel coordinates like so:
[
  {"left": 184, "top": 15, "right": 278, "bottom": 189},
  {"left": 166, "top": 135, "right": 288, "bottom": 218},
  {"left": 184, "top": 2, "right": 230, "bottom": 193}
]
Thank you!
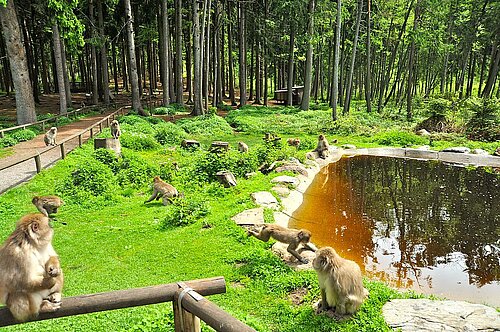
[{"left": 1, "top": 105, "right": 484, "bottom": 331}]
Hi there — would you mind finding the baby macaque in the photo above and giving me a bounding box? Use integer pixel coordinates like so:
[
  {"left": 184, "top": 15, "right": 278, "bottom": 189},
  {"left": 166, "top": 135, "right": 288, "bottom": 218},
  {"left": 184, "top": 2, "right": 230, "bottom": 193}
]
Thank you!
[
  {"left": 44, "top": 127, "right": 57, "bottom": 146},
  {"left": 110, "top": 120, "right": 121, "bottom": 139},
  {"left": 144, "top": 176, "right": 180, "bottom": 206},
  {"left": 248, "top": 224, "right": 315, "bottom": 264},
  {"left": 287, "top": 138, "right": 301, "bottom": 149},
  {"left": 0, "top": 213, "right": 63, "bottom": 322},
  {"left": 238, "top": 141, "right": 249, "bottom": 153},
  {"left": 32, "top": 195, "right": 64, "bottom": 217},
  {"left": 313, "top": 247, "right": 369, "bottom": 316}
]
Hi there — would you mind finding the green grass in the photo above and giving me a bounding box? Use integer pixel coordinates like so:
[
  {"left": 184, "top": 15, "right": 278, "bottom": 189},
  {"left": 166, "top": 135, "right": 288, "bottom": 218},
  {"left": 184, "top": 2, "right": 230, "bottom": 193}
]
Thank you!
[{"left": 0, "top": 102, "right": 496, "bottom": 331}]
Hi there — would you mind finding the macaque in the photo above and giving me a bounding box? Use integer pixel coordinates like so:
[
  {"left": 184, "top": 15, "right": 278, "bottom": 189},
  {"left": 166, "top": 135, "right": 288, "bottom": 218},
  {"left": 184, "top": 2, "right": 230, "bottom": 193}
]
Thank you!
[
  {"left": 0, "top": 213, "right": 63, "bottom": 322},
  {"left": 313, "top": 247, "right": 369, "bottom": 316},
  {"left": 32, "top": 195, "right": 64, "bottom": 217},
  {"left": 44, "top": 127, "right": 57, "bottom": 146},
  {"left": 238, "top": 141, "right": 249, "bottom": 153},
  {"left": 287, "top": 138, "right": 301, "bottom": 149},
  {"left": 110, "top": 120, "right": 121, "bottom": 139},
  {"left": 144, "top": 176, "right": 180, "bottom": 206},
  {"left": 314, "top": 134, "right": 330, "bottom": 159},
  {"left": 247, "top": 224, "right": 315, "bottom": 264}
]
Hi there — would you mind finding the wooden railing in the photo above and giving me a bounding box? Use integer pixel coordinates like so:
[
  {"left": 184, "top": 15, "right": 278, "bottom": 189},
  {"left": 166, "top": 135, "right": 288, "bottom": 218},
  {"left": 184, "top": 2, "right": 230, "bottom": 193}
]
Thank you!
[
  {"left": 0, "top": 106, "right": 130, "bottom": 174},
  {"left": 0, "top": 106, "right": 106, "bottom": 138},
  {"left": 0, "top": 276, "right": 255, "bottom": 332}
]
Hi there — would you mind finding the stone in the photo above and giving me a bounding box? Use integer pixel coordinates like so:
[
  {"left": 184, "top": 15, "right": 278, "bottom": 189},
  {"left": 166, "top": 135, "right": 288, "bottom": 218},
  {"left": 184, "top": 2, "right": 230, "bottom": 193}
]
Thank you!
[
  {"left": 272, "top": 185, "right": 290, "bottom": 197},
  {"left": 471, "top": 148, "right": 489, "bottom": 155},
  {"left": 441, "top": 146, "right": 471, "bottom": 154},
  {"left": 341, "top": 144, "right": 357, "bottom": 150},
  {"left": 494, "top": 147, "right": 500, "bottom": 156},
  {"left": 416, "top": 129, "right": 431, "bottom": 136},
  {"left": 417, "top": 145, "right": 430, "bottom": 150},
  {"left": 271, "top": 242, "right": 316, "bottom": 271},
  {"left": 210, "top": 141, "right": 230, "bottom": 152},
  {"left": 275, "top": 164, "right": 308, "bottom": 177},
  {"left": 251, "top": 191, "right": 279, "bottom": 210},
  {"left": 94, "top": 137, "right": 121, "bottom": 155},
  {"left": 215, "top": 171, "right": 237, "bottom": 187},
  {"left": 271, "top": 175, "right": 300, "bottom": 188},
  {"left": 245, "top": 172, "right": 257, "bottom": 179},
  {"left": 382, "top": 299, "right": 500, "bottom": 332},
  {"left": 231, "top": 207, "right": 265, "bottom": 226}
]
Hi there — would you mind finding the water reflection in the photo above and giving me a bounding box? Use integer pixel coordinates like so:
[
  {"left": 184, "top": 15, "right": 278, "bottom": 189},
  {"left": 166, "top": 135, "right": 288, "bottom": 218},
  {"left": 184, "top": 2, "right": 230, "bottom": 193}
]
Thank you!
[{"left": 290, "top": 156, "right": 500, "bottom": 306}]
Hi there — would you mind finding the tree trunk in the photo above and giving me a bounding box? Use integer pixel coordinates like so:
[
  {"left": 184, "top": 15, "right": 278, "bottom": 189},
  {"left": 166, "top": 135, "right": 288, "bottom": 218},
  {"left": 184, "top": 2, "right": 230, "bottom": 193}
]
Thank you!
[
  {"left": 406, "top": 1, "right": 419, "bottom": 121},
  {"left": 227, "top": 0, "right": 236, "bottom": 105},
  {"left": 60, "top": 39, "right": 73, "bottom": 108},
  {"left": 482, "top": 43, "right": 500, "bottom": 98},
  {"left": 330, "top": 0, "right": 341, "bottom": 121},
  {"left": 0, "top": 0, "right": 37, "bottom": 124},
  {"left": 300, "top": 0, "right": 315, "bottom": 110},
  {"left": 161, "top": 0, "right": 170, "bottom": 106},
  {"left": 365, "top": 0, "right": 372, "bottom": 113},
  {"left": 52, "top": 23, "right": 67, "bottom": 114},
  {"left": 90, "top": 0, "right": 99, "bottom": 104},
  {"left": 202, "top": 0, "right": 212, "bottom": 110},
  {"left": 238, "top": 0, "right": 247, "bottom": 107},
  {"left": 192, "top": 0, "right": 203, "bottom": 115},
  {"left": 124, "top": 0, "right": 145, "bottom": 114},
  {"left": 344, "top": 0, "right": 362, "bottom": 115},
  {"left": 97, "top": 0, "right": 110, "bottom": 104},
  {"left": 286, "top": 25, "right": 295, "bottom": 106},
  {"left": 175, "top": 0, "right": 183, "bottom": 104}
]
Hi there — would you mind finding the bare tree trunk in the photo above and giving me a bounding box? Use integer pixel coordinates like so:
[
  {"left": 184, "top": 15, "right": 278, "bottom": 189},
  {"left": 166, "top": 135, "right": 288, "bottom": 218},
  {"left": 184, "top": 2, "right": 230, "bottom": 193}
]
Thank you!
[
  {"left": 406, "top": 1, "right": 419, "bottom": 121},
  {"left": 300, "top": 0, "right": 315, "bottom": 110},
  {"left": 227, "top": 0, "right": 236, "bottom": 105},
  {"left": 98, "top": 0, "right": 110, "bottom": 104},
  {"left": 175, "top": 0, "right": 183, "bottom": 104},
  {"left": 0, "top": 0, "right": 37, "bottom": 124},
  {"left": 238, "top": 0, "right": 247, "bottom": 107},
  {"left": 286, "top": 25, "right": 295, "bottom": 106},
  {"left": 60, "top": 40, "right": 73, "bottom": 108},
  {"left": 344, "top": 0, "right": 362, "bottom": 115},
  {"left": 365, "top": 0, "right": 372, "bottom": 113},
  {"left": 124, "top": 0, "right": 145, "bottom": 114},
  {"left": 202, "top": 0, "right": 212, "bottom": 110},
  {"left": 90, "top": 0, "right": 99, "bottom": 105},
  {"left": 161, "top": 0, "right": 170, "bottom": 106},
  {"left": 330, "top": 0, "right": 341, "bottom": 120},
  {"left": 52, "top": 23, "right": 67, "bottom": 114},
  {"left": 192, "top": 0, "right": 203, "bottom": 115},
  {"left": 482, "top": 43, "right": 500, "bottom": 98}
]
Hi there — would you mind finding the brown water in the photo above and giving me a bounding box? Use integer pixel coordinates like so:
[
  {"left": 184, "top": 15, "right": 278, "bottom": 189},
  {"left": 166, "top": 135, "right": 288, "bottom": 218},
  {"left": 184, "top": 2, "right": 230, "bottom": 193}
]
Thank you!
[{"left": 290, "top": 156, "right": 500, "bottom": 306}]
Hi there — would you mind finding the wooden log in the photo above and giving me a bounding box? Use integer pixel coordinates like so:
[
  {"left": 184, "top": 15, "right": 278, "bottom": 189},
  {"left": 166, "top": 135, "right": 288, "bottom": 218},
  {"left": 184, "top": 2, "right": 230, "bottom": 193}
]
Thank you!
[
  {"left": 181, "top": 139, "right": 201, "bottom": 149},
  {"left": 178, "top": 289, "right": 256, "bottom": 332},
  {"left": 0, "top": 277, "right": 226, "bottom": 327},
  {"left": 94, "top": 138, "right": 121, "bottom": 155},
  {"left": 173, "top": 295, "right": 201, "bottom": 332},
  {"left": 215, "top": 171, "right": 237, "bottom": 187},
  {"left": 210, "top": 141, "right": 230, "bottom": 152}
]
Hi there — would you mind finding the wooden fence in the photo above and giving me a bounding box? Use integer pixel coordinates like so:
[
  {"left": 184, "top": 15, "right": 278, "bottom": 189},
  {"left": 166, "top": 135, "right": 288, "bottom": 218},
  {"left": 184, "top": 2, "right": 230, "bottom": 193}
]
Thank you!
[
  {"left": 0, "top": 106, "right": 105, "bottom": 138},
  {"left": 0, "top": 276, "right": 256, "bottom": 332},
  {"left": 0, "top": 106, "right": 129, "bottom": 174}
]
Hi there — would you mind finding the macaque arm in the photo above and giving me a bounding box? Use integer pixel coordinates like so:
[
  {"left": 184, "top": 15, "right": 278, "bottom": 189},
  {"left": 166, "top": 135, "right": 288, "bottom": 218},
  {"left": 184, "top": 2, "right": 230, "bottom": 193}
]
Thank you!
[
  {"left": 144, "top": 190, "right": 158, "bottom": 203},
  {"left": 287, "top": 243, "right": 309, "bottom": 263},
  {"left": 302, "top": 242, "right": 317, "bottom": 252}
]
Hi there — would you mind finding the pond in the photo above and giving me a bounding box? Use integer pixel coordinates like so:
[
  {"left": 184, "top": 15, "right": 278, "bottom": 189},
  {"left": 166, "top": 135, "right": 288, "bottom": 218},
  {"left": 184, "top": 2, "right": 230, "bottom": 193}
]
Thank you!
[{"left": 289, "top": 155, "right": 500, "bottom": 306}]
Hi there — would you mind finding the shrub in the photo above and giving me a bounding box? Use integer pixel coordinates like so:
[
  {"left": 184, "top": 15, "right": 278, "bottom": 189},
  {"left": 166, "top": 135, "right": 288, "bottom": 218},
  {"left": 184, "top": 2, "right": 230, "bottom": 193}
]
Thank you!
[
  {"left": 153, "top": 122, "right": 188, "bottom": 145},
  {"left": 116, "top": 152, "right": 159, "bottom": 188},
  {"left": 118, "top": 115, "right": 150, "bottom": 126},
  {"left": 120, "top": 122, "right": 155, "bottom": 135},
  {"left": 59, "top": 161, "right": 116, "bottom": 197},
  {"left": 177, "top": 114, "right": 233, "bottom": 136},
  {"left": 427, "top": 98, "right": 451, "bottom": 116},
  {"left": 160, "top": 196, "right": 209, "bottom": 228},
  {"left": 466, "top": 99, "right": 500, "bottom": 142},
  {"left": 10, "top": 129, "right": 37, "bottom": 142},
  {"left": 120, "top": 132, "right": 160, "bottom": 150},
  {"left": 0, "top": 136, "right": 18, "bottom": 148},
  {"left": 93, "top": 148, "right": 120, "bottom": 171},
  {"left": 370, "top": 130, "right": 428, "bottom": 147}
]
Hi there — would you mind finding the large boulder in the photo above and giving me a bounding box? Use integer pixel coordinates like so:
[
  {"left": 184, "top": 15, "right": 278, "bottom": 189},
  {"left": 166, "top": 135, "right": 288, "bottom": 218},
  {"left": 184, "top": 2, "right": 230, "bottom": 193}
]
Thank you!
[
  {"left": 231, "top": 207, "right": 265, "bottom": 226},
  {"left": 251, "top": 191, "right": 280, "bottom": 210}
]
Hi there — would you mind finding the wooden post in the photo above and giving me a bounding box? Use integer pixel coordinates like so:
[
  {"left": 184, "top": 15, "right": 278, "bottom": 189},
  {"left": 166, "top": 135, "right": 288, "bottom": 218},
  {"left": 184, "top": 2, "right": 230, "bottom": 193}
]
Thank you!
[
  {"left": 60, "top": 143, "right": 66, "bottom": 159},
  {"left": 173, "top": 298, "right": 201, "bottom": 332},
  {"left": 90, "top": 128, "right": 94, "bottom": 138},
  {"left": 0, "top": 131, "right": 4, "bottom": 138},
  {"left": 42, "top": 121, "right": 46, "bottom": 131},
  {"left": 99, "top": 122, "right": 103, "bottom": 133},
  {"left": 106, "top": 118, "right": 110, "bottom": 128},
  {"left": 79, "top": 134, "right": 83, "bottom": 147},
  {"left": 34, "top": 155, "right": 42, "bottom": 173}
]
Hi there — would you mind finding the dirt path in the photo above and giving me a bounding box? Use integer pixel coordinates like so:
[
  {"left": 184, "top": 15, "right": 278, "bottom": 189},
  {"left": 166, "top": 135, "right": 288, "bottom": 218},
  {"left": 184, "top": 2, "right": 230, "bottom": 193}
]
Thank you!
[{"left": 0, "top": 110, "right": 118, "bottom": 194}]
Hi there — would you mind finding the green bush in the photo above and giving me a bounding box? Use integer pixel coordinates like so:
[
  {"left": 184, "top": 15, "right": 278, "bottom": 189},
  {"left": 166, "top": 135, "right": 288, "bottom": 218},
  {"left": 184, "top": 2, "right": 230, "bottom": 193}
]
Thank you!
[
  {"left": 177, "top": 114, "right": 233, "bottom": 136},
  {"left": 116, "top": 152, "right": 159, "bottom": 188},
  {"left": 118, "top": 114, "right": 150, "bottom": 126},
  {"left": 10, "top": 129, "right": 37, "bottom": 142},
  {"left": 427, "top": 98, "right": 451, "bottom": 116},
  {"left": 93, "top": 148, "right": 120, "bottom": 171},
  {"left": 160, "top": 196, "right": 209, "bottom": 228},
  {"left": 153, "top": 122, "right": 188, "bottom": 145},
  {"left": 120, "top": 132, "right": 160, "bottom": 150},
  {"left": 466, "top": 99, "right": 500, "bottom": 142},
  {"left": 56, "top": 116, "right": 71, "bottom": 126},
  {"left": 370, "top": 130, "right": 428, "bottom": 147},
  {"left": 0, "top": 136, "right": 17, "bottom": 148},
  {"left": 59, "top": 161, "right": 116, "bottom": 197}
]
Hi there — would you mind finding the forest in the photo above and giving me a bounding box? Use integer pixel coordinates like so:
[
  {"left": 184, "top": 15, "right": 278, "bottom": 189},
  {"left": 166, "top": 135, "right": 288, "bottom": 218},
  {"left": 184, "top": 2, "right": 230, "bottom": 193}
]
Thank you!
[{"left": 0, "top": 0, "right": 499, "bottom": 125}]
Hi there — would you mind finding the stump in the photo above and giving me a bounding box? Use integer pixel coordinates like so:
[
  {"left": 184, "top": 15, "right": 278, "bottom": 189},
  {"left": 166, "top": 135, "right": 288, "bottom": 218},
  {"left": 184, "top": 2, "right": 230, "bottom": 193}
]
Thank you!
[
  {"left": 210, "top": 141, "right": 230, "bottom": 152},
  {"left": 94, "top": 138, "right": 121, "bottom": 155},
  {"left": 215, "top": 171, "right": 237, "bottom": 187},
  {"left": 181, "top": 139, "right": 201, "bottom": 149}
]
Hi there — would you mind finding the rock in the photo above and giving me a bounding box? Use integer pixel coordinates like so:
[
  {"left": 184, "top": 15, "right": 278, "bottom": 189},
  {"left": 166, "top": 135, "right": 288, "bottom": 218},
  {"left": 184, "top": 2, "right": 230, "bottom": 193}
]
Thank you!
[
  {"left": 341, "top": 144, "right": 357, "bottom": 149},
  {"left": 382, "top": 299, "right": 500, "bottom": 332},
  {"left": 416, "top": 129, "right": 431, "bottom": 136},
  {"left": 210, "top": 141, "right": 230, "bottom": 152},
  {"left": 271, "top": 175, "right": 300, "bottom": 188},
  {"left": 215, "top": 171, "right": 237, "bottom": 187},
  {"left": 251, "top": 191, "right": 280, "bottom": 210},
  {"left": 417, "top": 145, "right": 430, "bottom": 150},
  {"left": 245, "top": 172, "right": 257, "bottom": 179},
  {"left": 275, "top": 164, "right": 308, "bottom": 177},
  {"left": 441, "top": 147, "right": 471, "bottom": 154},
  {"left": 272, "top": 186, "right": 290, "bottom": 197},
  {"left": 231, "top": 207, "right": 265, "bottom": 226},
  {"left": 494, "top": 147, "right": 500, "bottom": 156},
  {"left": 271, "top": 242, "right": 316, "bottom": 271},
  {"left": 471, "top": 148, "right": 489, "bottom": 155},
  {"left": 94, "top": 138, "right": 121, "bottom": 155}
]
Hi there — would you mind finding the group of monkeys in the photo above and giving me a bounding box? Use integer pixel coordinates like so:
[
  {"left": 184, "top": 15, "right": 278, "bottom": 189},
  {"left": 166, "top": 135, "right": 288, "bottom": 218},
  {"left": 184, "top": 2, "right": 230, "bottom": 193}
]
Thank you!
[
  {"left": 247, "top": 224, "right": 369, "bottom": 316},
  {"left": 42, "top": 119, "right": 122, "bottom": 147},
  {"left": 0, "top": 195, "right": 65, "bottom": 322}
]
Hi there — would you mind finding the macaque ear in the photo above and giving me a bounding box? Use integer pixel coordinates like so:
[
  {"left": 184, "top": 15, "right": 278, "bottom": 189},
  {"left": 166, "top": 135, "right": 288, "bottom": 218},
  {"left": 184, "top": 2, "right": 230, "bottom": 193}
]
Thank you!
[{"left": 31, "top": 222, "right": 39, "bottom": 233}]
